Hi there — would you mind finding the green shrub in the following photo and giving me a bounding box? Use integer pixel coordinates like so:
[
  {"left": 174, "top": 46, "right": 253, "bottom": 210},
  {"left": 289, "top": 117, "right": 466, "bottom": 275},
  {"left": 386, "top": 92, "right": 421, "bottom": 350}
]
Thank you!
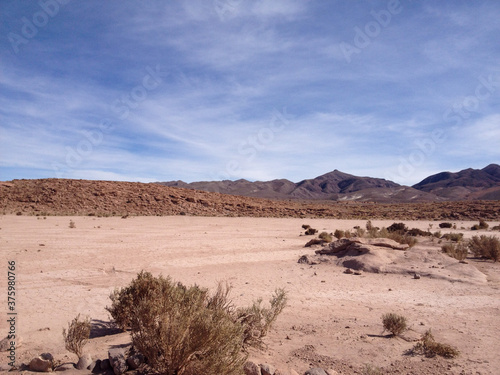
[
  {"left": 382, "top": 313, "right": 407, "bottom": 337},
  {"left": 411, "top": 330, "right": 459, "bottom": 358},
  {"left": 471, "top": 219, "right": 489, "bottom": 230},
  {"left": 468, "top": 235, "right": 500, "bottom": 262},
  {"left": 439, "top": 222, "right": 452, "bottom": 229},
  {"left": 441, "top": 243, "right": 468, "bottom": 261},
  {"left": 318, "top": 232, "right": 333, "bottom": 243},
  {"left": 62, "top": 314, "right": 91, "bottom": 358}
]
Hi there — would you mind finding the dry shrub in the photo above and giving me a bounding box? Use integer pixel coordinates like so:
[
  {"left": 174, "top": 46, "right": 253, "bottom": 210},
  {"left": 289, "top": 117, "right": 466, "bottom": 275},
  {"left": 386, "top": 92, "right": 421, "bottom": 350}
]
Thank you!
[
  {"left": 439, "top": 222, "right": 452, "bottom": 228},
  {"left": 468, "top": 235, "right": 500, "bottom": 262},
  {"left": 411, "top": 330, "right": 459, "bottom": 358},
  {"left": 318, "top": 232, "right": 333, "bottom": 243},
  {"left": 406, "top": 228, "right": 432, "bottom": 237},
  {"left": 441, "top": 242, "right": 468, "bottom": 261},
  {"left": 387, "top": 222, "right": 407, "bottom": 234},
  {"left": 386, "top": 232, "right": 417, "bottom": 248},
  {"left": 236, "top": 288, "right": 287, "bottom": 349},
  {"left": 334, "top": 229, "right": 345, "bottom": 239},
  {"left": 382, "top": 313, "right": 407, "bottom": 337},
  {"left": 441, "top": 233, "right": 464, "bottom": 242},
  {"left": 471, "top": 219, "right": 489, "bottom": 230},
  {"left": 108, "top": 271, "right": 286, "bottom": 375},
  {"left": 302, "top": 224, "right": 311, "bottom": 230},
  {"left": 62, "top": 314, "right": 91, "bottom": 358}
]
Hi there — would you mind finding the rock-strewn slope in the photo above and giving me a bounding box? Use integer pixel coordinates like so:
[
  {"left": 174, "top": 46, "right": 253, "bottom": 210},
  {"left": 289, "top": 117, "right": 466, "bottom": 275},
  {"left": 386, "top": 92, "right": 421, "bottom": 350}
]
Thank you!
[{"left": 1, "top": 178, "right": 500, "bottom": 220}]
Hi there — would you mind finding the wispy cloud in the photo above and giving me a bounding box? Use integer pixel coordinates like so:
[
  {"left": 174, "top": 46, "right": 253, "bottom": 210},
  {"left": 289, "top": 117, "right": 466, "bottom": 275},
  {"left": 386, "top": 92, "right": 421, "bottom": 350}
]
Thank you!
[{"left": 1, "top": 1, "right": 499, "bottom": 185}]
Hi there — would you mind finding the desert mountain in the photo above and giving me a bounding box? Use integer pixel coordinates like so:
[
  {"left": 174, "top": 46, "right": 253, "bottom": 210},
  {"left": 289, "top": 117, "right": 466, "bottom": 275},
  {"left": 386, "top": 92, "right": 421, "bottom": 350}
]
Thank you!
[
  {"left": 160, "top": 170, "right": 439, "bottom": 202},
  {"left": 413, "top": 164, "right": 500, "bottom": 200}
]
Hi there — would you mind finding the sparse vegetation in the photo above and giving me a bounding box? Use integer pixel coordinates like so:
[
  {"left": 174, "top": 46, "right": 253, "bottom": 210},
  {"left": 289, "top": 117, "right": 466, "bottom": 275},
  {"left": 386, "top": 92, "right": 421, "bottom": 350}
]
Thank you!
[
  {"left": 441, "top": 233, "right": 464, "bottom": 242},
  {"left": 334, "top": 229, "right": 345, "bottom": 239},
  {"left": 62, "top": 314, "right": 91, "bottom": 358},
  {"left": 468, "top": 235, "right": 500, "bottom": 262},
  {"left": 410, "top": 330, "right": 459, "bottom": 358},
  {"left": 439, "top": 222, "right": 452, "bottom": 228},
  {"left": 442, "top": 242, "right": 468, "bottom": 261},
  {"left": 382, "top": 313, "right": 407, "bottom": 337},
  {"left": 387, "top": 222, "right": 407, "bottom": 234},
  {"left": 406, "top": 228, "right": 432, "bottom": 237},
  {"left": 318, "top": 231, "right": 333, "bottom": 243},
  {"left": 471, "top": 219, "right": 489, "bottom": 231},
  {"left": 107, "top": 271, "right": 286, "bottom": 375}
]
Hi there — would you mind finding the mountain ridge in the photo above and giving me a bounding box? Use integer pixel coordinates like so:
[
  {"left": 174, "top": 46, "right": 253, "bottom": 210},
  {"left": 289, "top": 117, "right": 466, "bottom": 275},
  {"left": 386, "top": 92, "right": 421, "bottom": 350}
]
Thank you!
[{"left": 159, "top": 164, "right": 500, "bottom": 202}]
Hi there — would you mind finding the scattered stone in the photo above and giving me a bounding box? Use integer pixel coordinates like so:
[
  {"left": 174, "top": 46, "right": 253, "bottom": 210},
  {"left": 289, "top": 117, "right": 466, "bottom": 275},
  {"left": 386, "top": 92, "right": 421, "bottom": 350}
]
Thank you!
[
  {"left": 344, "top": 268, "right": 353, "bottom": 274},
  {"left": 29, "top": 356, "right": 53, "bottom": 372},
  {"left": 298, "top": 255, "right": 317, "bottom": 265},
  {"left": 76, "top": 353, "right": 92, "bottom": 370},
  {"left": 108, "top": 348, "right": 128, "bottom": 375},
  {"left": 260, "top": 363, "right": 276, "bottom": 375},
  {"left": 326, "top": 370, "right": 339, "bottom": 375},
  {"left": 244, "top": 361, "right": 261, "bottom": 375},
  {"left": 353, "top": 270, "right": 362, "bottom": 275},
  {"left": 127, "top": 353, "right": 145, "bottom": 370},
  {"left": 304, "top": 368, "right": 328, "bottom": 375},
  {"left": 100, "top": 358, "right": 111, "bottom": 371},
  {"left": 55, "top": 363, "right": 76, "bottom": 372},
  {"left": 414, "top": 273, "right": 421, "bottom": 279}
]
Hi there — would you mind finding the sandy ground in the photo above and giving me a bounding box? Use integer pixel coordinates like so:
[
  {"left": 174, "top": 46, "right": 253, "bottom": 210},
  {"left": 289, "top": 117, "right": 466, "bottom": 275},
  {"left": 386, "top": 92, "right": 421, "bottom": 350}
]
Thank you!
[{"left": 1, "top": 215, "right": 499, "bottom": 374}]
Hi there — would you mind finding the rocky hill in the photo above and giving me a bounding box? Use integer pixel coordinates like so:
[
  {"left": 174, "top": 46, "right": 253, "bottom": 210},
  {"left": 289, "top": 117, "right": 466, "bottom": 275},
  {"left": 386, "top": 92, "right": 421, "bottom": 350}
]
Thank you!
[
  {"left": 161, "top": 170, "right": 440, "bottom": 202},
  {"left": 1, "top": 178, "right": 500, "bottom": 220},
  {"left": 412, "top": 164, "right": 500, "bottom": 200}
]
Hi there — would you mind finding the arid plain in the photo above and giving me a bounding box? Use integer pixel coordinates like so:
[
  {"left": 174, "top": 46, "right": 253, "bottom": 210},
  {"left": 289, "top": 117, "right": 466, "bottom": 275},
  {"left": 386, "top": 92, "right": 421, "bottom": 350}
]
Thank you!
[{"left": 1, "top": 215, "right": 499, "bottom": 374}]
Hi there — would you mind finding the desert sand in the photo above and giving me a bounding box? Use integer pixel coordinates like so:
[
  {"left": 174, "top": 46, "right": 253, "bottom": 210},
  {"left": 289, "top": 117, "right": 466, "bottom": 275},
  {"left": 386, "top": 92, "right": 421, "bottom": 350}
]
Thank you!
[{"left": 1, "top": 215, "right": 499, "bottom": 374}]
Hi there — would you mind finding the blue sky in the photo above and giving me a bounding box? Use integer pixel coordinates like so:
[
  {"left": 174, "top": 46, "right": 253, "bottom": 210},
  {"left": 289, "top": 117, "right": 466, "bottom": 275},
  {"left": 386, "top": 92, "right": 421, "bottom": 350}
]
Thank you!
[{"left": 1, "top": 0, "right": 499, "bottom": 186}]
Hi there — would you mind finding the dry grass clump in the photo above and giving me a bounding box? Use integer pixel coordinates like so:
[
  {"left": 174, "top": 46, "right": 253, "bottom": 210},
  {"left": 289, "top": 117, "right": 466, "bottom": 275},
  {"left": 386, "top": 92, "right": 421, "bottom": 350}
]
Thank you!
[
  {"left": 468, "top": 235, "right": 500, "bottom": 262},
  {"left": 441, "top": 242, "right": 468, "bottom": 261},
  {"left": 471, "top": 219, "right": 489, "bottom": 230},
  {"left": 411, "top": 330, "right": 459, "bottom": 358},
  {"left": 62, "top": 314, "right": 91, "bottom": 358},
  {"left": 107, "top": 271, "right": 287, "bottom": 375},
  {"left": 441, "top": 232, "right": 464, "bottom": 242},
  {"left": 318, "top": 231, "right": 333, "bottom": 243},
  {"left": 382, "top": 313, "right": 407, "bottom": 337}
]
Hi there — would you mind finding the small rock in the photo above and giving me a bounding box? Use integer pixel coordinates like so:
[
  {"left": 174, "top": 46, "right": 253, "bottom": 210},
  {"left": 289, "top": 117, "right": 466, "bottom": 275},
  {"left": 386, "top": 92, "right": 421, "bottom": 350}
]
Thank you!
[
  {"left": 326, "top": 370, "right": 339, "bottom": 375},
  {"left": 0, "top": 336, "right": 23, "bottom": 351},
  {"left": 304, "top": 368, "right": 328, "bottom": 375},
  {"left": 89, "top": 360, "right": 101, "bottom": 372},
  {"left": 108, "top": 348, "right": 128, "bottom": 375},
  {"left": 55, "top": 363, "right": 76, "bottom": 372},
  {"left": 298, "top": 255, "right": 317, "bottom": 265},
  {"left": 244, "top": 361, "right": 261, "bottom": 375},
  {"left": 414, "top": 273, "right": 421, "bottom": 279},
  {"left": 127, "top": 353, "right": 145, "bottom": 370},
  {"left": 260, "top": 363, "right": 276, "bottom": 375},
  {"left": 100, "top": 358, "right": 111, "bottom": 370},
  {"left": 29, "top": 356, "right": 53, "bottom": 372},
  {"left": 76, "top": 353, "right": 92, "bottom": 370},
  {"left": 344, "top": 268, "right": 353, "bottom": 274},
  {"left": 0, "top": 364, "right": 12, "bottom": 372},
  {"left": 353, "top": 271, "right": 362, "bottom": 275}
]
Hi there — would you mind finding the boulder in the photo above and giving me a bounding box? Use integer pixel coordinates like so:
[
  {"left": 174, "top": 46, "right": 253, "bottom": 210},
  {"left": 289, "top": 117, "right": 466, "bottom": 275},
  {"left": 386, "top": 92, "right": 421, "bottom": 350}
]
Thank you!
[
  {"left": 244, "top": 361, "right": 261, "bottom": 375},
  {"left": 100, "top": 358, "right": 111, "bottom": 371},
  {"left": 316, "top": 238, "right": 352, "bottom": 255},
  {"left": 76, "top": 353, "right": 92, "bottom": 370},
  {"left": 29, "top": 356, "right": 53, "bottom": 372},
  {"left": 304, "top": 368, "right": 328, "bottom": 375},
  {"left": 108, "top": 348, "right": 128, "bottom": 375},
  {"left": 298, "top": 255, "right": 317, "bottom": 265},
  {"left": 260, "top": 363, "right": 276, "bottom": 375},
  {"left": 127, "top": 353, "right": 145, "bottom": 370}
]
